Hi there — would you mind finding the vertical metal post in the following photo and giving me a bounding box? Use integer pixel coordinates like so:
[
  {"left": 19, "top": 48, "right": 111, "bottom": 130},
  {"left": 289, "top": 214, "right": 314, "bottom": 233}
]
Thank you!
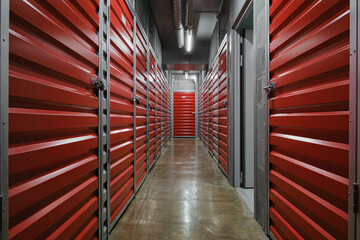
[
  {"left": 97, "top": 0, "right": 111, "bottom": 238},
  {"left": 105, "top": 0, "right": 111, "bottom": 236},
  {"left": 227, "top": 29, "right": 242, "bottom": 187},
  {"left": 350, "top": 0, "right": 359, "bottom": 239},
  {"left": 146, "top": 42, "right": 150, "bottom": 173},
  {"left": 154, "top": 64, "right": 158, "bottom": 159},
  {"left": 253, "top": 0, "right": 270, "bottom": 234},
  {"left": 0, "top": 0, "right": 9, "bottom": 238},
  {"left": 132, "top": 16, "right": 138, "bottom": 192}
]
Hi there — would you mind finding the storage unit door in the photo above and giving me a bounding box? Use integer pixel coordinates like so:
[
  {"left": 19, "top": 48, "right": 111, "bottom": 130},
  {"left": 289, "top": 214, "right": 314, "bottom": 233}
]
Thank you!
[
  {"left": 135, "top": 26, "right": 148, "bottom": 189},
  {"left": 109, "top": 0, "right": 135, "bottom": 226},
  {"left": 148, "top": 53, "right": 156, "bottom": 168},
  {"left": 212, "top": 60, "right": 220, "bottom": 162},
  {"left": 9, "top": 0, "right": 100, "bottom": 238},
  {"left": 268, "top": 1, "right": 349, "bottom": 239},
  {"left": 173, "top": 92, "right": 196, "bottom": 137},
  {"left": 218, "top": 40, "right": 228, "bottom": 175},
  {"left": 156, "top": 66, "right": 161, "bottom": 158}
]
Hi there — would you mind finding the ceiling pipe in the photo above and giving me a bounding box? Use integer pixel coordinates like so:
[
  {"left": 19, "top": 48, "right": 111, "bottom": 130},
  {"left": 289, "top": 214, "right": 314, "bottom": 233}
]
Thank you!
[{"left": 172, "top": 0, "right": 185, "bottom": 48}]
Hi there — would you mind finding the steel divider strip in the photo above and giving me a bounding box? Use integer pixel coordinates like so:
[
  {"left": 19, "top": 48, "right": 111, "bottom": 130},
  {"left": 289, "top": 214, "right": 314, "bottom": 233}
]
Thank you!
[
  {"left": 105, "top": 0, "right": 111, "bottom": 236},
  {"left": 146, "top": 42, "right": 150, "bottom": 174},
  {"left": 97, "top": 1, "right": 106, "bottom": 238},
  {"left": 0, "top": 0, "right": 9, "bottom": 238},
  {"left": 132, "top": 16, "right": 137, "bottom": 193}
]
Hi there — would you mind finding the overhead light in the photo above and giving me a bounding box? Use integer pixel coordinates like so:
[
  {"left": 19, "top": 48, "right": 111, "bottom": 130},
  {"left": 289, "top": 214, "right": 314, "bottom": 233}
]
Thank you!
[
  {"left": 185, "top": 71, "right": 188, "bottom": 79},
  {"left": 185, "top": 29, "right": 193, "bottom": 53}
]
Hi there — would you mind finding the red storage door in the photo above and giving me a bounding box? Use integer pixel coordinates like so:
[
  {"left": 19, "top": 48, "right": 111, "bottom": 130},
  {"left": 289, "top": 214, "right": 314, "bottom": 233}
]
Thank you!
[
  {"left": 208, "top": 71, "right": 214, "bottom": 155},
  {"left": 156, "top": 66, "right": 162, "bottom": 158},
  {"left": 9, "top": 0, "right": 100, "bottom": 238},
  {"left": 109, "top": 0, "right": 135, "bottom": 226},
  {"left": 148, "top": 53, "right": 156, "bottom": 169},
  {"left": 173, "top": 92, "right": 196, "bottom": 137},
  {"left": 135, "top": 26, "right": 148, "bottom": 189},
  {"left": 218, "top": 38, "right": 228, "bottom": 175},
  {"left": 204, "top": 78, "right": 209, "bottom": 148},
  {"left": 212, "top": 57, "right": 220, "bottom": 161},
  {"left": 268, "top": 1, "right": 349, "bottom": 239},
  {"left": 161, "top": 74, "right": 166, "bottom": 149}
]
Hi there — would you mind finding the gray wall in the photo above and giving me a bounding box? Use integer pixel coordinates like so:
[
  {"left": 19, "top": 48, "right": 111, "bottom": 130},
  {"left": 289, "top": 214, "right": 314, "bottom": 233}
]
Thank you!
[
  {"left": 208, "top": 0, "right": 227, "bottom": 69},
  {"left": 135, "top": 0, "right": 163, "bottom": 65}
]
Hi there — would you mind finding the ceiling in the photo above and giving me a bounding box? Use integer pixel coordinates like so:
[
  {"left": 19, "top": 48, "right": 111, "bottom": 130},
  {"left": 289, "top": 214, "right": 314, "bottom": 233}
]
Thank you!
[{"left": 149, "top": 0, "right": 223, "bottom": 67}]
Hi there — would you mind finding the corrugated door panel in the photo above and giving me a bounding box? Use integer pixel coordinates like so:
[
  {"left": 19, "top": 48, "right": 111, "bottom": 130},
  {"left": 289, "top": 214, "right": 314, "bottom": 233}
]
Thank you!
[
  {"left": 9, "top": 0, "right": 99, "bottom": 238},
  {"left": 208, "top": 70, "right": 214, "bottom": 155},
  {"left": 204, "top": 76, "right": 209, "bottom": 149},
  {"left": 160, "top": 72, "right": 166, "bottom": 149},
  {"left": 109, "top": 0, "right": 135, "bottom": 225},
  {"left": 268, "top": 1, "right": 349, "bottom": 239},
  {"left": 156, "top": 66, "right": 162, "bottom": 158},
  {"left": 218, "top": 39, "right": 228, "bottom": 175},
  {"left": 174, "top": 92, "right": 196, "bottom": 136},
  {"left": 199, "top": 86, "right": 203, "bottom": 142},
  {"left": 162, "top": 74, "right": 166, "bottom": 148},
  {"left": 149, "top": 53, "right": 156, "bottom": 168},
  {"left": 212, "top": 57, "right": 220, "bottom": 161},
  {"left": 135, "top": 26, "right": 148, "bottom": 188}
]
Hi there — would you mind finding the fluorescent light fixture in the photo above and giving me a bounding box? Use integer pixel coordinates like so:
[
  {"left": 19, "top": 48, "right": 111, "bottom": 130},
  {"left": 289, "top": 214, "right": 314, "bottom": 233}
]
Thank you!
[
  {"left": 185, "top": 29, "right": 193, "bottom": 53},
  {"left": 185, "top": 71, "right": 188, "bottom": 79}
]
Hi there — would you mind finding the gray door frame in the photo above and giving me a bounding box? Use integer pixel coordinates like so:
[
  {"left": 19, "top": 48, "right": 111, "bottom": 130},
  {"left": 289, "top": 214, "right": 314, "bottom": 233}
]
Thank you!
[
  {"left": 0, "top": 0, "right": 9, "bottom": 238},
  {"left": 350, "top": 0, "right": 359, "bottom": 239}
]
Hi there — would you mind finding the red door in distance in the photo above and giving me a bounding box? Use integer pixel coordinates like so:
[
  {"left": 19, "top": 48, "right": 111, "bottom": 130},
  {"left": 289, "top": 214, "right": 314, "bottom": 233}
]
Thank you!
[{"left": 174, "top": 92, "right": 196, "bottom": 137}]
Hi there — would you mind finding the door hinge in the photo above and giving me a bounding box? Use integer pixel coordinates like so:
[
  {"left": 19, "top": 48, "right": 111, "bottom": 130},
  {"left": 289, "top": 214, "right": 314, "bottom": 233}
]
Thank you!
[
  {"left": 353, "top": 183, "right": 359, "bottom": 213},
  {"left": 92, "top": 77, "right": 105, "bottom": 91},
  {"left": 263, "top": 82, "right": 276, "bottom": 99}
]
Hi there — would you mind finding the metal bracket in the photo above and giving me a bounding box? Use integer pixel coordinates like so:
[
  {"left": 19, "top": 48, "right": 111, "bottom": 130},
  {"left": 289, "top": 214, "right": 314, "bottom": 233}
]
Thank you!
[
  {"left": 353, "top": 183, "right": 359, "bottom": 213},
  {"left": 131, "top": 95, "right": 140, "bottom": 104},
  {"left": 92, "top": 77, "right": 105, "bottom": 91},
  {"left": 148, "top": 102, "right": 152, "bottom": 111},
  {"left": 263, "top": 82, "right": 276, "bottom": 99}
]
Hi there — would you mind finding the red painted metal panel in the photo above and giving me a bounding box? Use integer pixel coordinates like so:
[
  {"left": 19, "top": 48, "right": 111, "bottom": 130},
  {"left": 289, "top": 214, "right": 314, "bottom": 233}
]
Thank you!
[
  {"left": 269, "top": 1, "right": 349, "bottom": 239},
  {"left": 135, "top": 26, "right": 148, "bottom": 187},
  {"left": 109, "top": 0, "right": 135, "bottom": 225},
  {"left": 212, "top": 57, "right": 220, "bottom": 161},
  {"left": 218, "top": 38, "right": 228, "bottom": 175},
  {"left": 149, "top": 53, "right": 156, "bottom": 167},
  {"left": 9, "top": 0, "right": 99, "bottom": 238},
  {"left": 174, "top": 92, "right": 196, "bottom": 136},
  {"left": 156, "top": 66, "right": 162, "bottom": 158}
]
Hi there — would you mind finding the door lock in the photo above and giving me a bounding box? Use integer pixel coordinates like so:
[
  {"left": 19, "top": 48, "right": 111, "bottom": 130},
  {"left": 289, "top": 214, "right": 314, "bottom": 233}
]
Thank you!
[
  {"left": 263, "top": 82, "right": 276, "bottom": 99},
  {"left": 92, "top": 77, "right": 105, "bottom": 91}
]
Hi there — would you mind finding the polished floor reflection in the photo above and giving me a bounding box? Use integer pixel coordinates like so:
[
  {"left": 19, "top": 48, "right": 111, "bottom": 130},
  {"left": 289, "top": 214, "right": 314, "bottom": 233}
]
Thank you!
[{"left": 109, "top": 138, "right": 267, "bottom": 240}]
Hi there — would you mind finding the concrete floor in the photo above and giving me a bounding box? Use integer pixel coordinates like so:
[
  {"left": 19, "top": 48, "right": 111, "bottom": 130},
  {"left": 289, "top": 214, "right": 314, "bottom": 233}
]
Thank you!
[{"left": 110, "top": 138, "right": 267, "bottom": 240}]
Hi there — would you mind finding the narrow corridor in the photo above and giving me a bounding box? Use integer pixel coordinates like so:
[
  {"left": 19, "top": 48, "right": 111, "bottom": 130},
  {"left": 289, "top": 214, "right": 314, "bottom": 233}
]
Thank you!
[{"left": 109, "top": 138, "right": 266, "bottom": 240}]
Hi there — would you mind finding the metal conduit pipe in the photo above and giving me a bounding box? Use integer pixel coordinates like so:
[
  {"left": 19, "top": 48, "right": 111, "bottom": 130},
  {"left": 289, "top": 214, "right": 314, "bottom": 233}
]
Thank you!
[{"left": 172, "top": 0, "right": 184, "bottom": 48}]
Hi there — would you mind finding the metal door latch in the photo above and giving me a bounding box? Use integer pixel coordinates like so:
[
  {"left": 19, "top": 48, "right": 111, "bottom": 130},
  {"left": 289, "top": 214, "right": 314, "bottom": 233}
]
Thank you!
[
  {"left": 353, "top": 183, "right": 359, "bottom": 213},
  {"left": 263, "top": 82, "right": 276, "bottom": 99},
  {"left": 224, "top": 100, "right": 228, "bottom": 108},
  {"left": 131, "top": 95, "right": 140, "bottom": 104},
  {"left": 92, "top": 77, "right": 105, "bottom": 91},
  {"left": 148, "top": 103, "right": 152, "bottom": 111}
]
